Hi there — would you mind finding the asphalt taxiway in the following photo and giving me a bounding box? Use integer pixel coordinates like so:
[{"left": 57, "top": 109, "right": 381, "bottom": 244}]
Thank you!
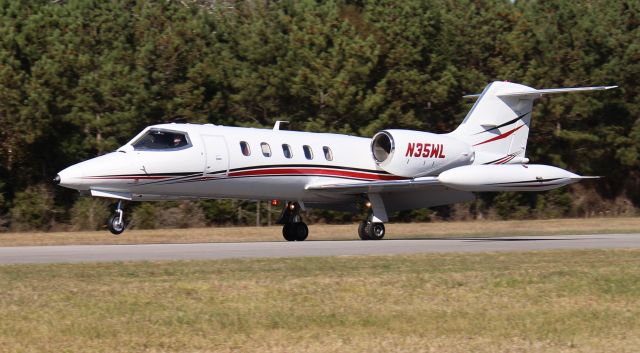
[{"left": 0, "top": 233, "right": 639, "bottom": 264}]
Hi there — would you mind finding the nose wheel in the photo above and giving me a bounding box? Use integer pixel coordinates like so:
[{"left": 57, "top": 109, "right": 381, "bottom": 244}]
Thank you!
[{"left": 107, "top": 201, "right": 126, "bottom": 235}]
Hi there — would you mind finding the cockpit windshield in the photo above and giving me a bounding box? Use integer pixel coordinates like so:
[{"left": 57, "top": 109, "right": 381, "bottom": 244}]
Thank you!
[{"left": 132, "top": 129, "right": 191, "bottom": 150}]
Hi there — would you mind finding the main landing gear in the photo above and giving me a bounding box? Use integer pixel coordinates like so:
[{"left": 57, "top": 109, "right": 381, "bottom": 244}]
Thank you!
[
  {"left": 107, "top": 200, "right": 126, "bottom": 235},
  {"left": 358, "top": 195, "right": 386, "bottom": 240},
  {"left": 277, "top": 202, "right": 308, "bottom": 241},
  {"left": 358, "top": 216, "right": 386, "bottom": 240}
]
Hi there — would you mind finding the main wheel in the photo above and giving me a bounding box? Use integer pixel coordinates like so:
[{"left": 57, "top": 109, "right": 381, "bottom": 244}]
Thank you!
[
  {"left": 366, "top": 222, "right": 385, "bottom": 240},
  {"left": 292, "top": 222, "right": 308, "bottom": 241},
  {"left": 282, "top": 223, "right": 296, "bottom": 241},
  {"left": 358, "top": 221, "right": 370, "bottom": 240},
  {"left": 107, "top": 213, "right": 125, "bottom": 235}
]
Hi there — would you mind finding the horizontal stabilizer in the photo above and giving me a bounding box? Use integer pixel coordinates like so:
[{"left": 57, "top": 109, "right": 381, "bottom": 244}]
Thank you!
[
  {"left": 463, "top": 85, "right": 617, "bottom": 99},
  {"left": 497, "top": 86, "right": 618, "bottom": 98}
]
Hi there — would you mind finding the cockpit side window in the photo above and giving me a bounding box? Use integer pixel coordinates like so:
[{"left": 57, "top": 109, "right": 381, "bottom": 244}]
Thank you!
[{"left": 132, "top": 129, "right": 191, "bottom": 150}]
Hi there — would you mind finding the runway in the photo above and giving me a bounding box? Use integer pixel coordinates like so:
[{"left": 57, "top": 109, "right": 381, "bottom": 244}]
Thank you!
[{"left": 0, "top": 233, "right": 639, "bottom": 264}]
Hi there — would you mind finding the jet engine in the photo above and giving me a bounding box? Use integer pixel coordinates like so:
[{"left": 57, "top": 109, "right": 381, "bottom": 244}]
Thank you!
[{"left": 371, "top": 130, "right": 474, "bottom": 178}]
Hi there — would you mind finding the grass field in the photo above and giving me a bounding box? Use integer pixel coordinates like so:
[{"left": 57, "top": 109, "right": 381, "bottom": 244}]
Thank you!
[
  {"left": 1, "top": 249, "right": 639, "bottom": 352},
  {"left": 1, "top": 217, "right": 640, "bottom": 247}
]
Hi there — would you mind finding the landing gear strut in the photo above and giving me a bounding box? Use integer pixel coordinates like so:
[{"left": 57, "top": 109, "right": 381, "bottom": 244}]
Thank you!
[
  {"left": 277, "top": 202, "right": 308, "bottom": 241},
  {"left": 107, "top": 200, "right": 126, "bottom": 235}
]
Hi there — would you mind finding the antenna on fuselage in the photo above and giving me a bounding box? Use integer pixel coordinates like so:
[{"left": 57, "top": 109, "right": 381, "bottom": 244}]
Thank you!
[{"left": 273, "top": 120, "right": 289, "bottom": 130}]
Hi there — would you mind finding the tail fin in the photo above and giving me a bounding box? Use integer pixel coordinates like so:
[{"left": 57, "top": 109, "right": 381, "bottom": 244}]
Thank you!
[{"left": 450, "top": 81, "right": 616, "bottom": 165}]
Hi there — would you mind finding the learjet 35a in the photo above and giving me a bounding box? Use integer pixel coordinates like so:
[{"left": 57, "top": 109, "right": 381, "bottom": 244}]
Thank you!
[{"left": 55, "top": 81, "right": 616, "bottom": 240}]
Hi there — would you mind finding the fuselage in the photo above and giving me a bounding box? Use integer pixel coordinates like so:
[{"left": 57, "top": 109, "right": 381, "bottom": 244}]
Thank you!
[{"left": 57, "top": 123, "right": 406, "bottom": 203}]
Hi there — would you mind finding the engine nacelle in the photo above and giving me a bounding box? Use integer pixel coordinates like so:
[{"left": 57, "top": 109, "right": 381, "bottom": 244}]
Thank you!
[{"left": 371, "top": 129, "right": 474, "bottom": 177}]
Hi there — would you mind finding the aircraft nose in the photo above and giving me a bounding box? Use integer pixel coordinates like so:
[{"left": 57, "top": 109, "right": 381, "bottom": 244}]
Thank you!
[{"left": 56, "top": 164, "right": 87, "bottom": 190}]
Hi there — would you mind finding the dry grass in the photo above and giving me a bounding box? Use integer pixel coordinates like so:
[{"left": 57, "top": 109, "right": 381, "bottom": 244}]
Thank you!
[
  {"left": 1, "top": 217, "right": 639, "bottom": 247},
  {"left": 0, "top": 249, "right": 639, "bottom": 352}
]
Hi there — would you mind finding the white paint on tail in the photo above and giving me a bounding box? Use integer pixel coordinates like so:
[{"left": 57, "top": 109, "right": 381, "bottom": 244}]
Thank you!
[{"left": 450, "top": 81, "right": 617, "bottom": 165}]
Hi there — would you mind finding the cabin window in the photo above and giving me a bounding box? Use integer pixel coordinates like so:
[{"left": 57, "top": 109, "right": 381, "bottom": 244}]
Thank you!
[
  {"left": 323, "top": 146, "right": 333, "bottom": 161},
  {"left": 132, "top": 129, "right": 190, "bottom": 150},
  {"left": 282, "top": 144, "right": 293, "bottom": 158},
  {"left": 240, "top": 141, "right": 251, "bottom": 156},
  {"left": 261, "top": 142, "right": 272, "bottom": 157},
  {"left": 303, "top": 145, "right": 313, "bottom": 160}
]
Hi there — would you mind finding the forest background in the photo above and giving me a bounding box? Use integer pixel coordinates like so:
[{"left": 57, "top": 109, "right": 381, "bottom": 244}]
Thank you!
[{"left": 0, "top": 0, "right": 638, "bottom": 231}]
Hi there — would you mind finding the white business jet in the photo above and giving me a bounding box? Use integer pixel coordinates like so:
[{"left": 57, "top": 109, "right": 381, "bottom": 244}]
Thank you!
[{"left": 55, "top": 81, "right": 616, "bottom": 240}]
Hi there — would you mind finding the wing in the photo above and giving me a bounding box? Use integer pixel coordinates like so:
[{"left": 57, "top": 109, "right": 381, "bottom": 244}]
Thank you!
[
  {"left": 306, "top": 176, "right": 439, "bottom": 193},
  {"left": 90, "top": 189, "right": 206, "bottom": 201},
  {"left": 305, "top": 177, "right": 474, "bottom": 213}
]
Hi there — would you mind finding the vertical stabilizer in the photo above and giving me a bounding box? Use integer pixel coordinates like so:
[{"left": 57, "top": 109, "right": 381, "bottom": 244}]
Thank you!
[
  {"left": 450, "top": 81, "right": 534, "bottom": 164},
  {"left": 450, "top": 81, "right": 616, "bottom": 165}
]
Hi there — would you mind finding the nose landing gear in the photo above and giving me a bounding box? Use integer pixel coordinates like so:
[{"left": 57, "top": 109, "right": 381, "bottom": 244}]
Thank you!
[
  {"left": 107, "top": 200, "right": 126, "bottom": 235},
  {"left": 277, "top": 202, "right": 308, "bottom": 241}
]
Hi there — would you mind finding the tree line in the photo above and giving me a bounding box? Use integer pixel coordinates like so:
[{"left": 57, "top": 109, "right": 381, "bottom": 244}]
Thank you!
[{"left": 0, "top": 0, "right": 637, "bottom": 231}]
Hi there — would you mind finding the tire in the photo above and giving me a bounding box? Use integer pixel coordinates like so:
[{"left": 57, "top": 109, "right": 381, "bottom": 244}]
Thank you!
[
  {"left": 358, "top": 221, "right": 370, "bottom": 240},
  {"left": 107, "top": 213, "right": 125, "bottom": 235},
  {"left": 366, "top": 222, "right": 385, "bottom": 240},
  {"left": 282, "top": 223, "right": 296, "bottom": 241},
  {"left": 293, "top": 222, "right": 308, "bottom": 241}
]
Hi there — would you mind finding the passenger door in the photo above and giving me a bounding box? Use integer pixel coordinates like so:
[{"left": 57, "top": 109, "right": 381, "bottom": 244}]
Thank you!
[{"left": 202, "top": 135, "right": 229, "bottom": 177}]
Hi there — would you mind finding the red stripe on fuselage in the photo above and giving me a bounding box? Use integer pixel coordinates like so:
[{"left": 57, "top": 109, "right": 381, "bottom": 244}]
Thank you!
[
  {"left": 229, "top": 167, "right": 405, "bottom": 181},
  {"left": 82, "top": 167, "right": 407, "bottom": 183}
]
